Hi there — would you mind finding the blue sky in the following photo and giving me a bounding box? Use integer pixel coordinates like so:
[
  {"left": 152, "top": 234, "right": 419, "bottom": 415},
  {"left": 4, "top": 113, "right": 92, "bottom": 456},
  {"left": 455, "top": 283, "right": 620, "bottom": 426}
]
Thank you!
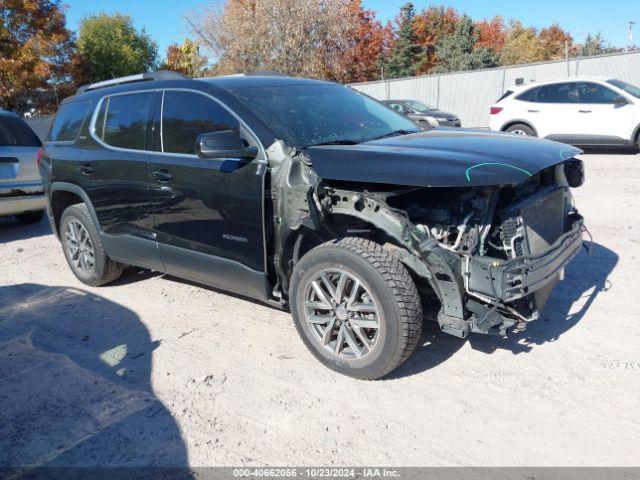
[{"left": 63, "top": 0, "right": 639, "bottom": 57}]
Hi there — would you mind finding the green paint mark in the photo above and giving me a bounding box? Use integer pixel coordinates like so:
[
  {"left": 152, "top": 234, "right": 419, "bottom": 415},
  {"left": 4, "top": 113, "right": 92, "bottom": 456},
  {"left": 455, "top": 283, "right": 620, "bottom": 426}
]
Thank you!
[{"left": 465, "top": 162, "right": 533, "bottom": 182}]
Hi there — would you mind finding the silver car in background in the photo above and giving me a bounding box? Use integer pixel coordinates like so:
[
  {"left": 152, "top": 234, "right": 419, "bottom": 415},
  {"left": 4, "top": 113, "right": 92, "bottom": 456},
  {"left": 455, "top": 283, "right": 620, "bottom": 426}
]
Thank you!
[{"left": 0, "top": 110, "right": 45, "bottom": 224}]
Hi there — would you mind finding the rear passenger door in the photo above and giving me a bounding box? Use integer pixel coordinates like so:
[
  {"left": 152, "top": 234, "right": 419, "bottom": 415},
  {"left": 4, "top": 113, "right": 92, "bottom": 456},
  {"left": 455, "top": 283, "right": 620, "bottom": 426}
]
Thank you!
[
  {"left": 83, "top": 90, "right": 164, "bottom": 270},
  {"left": 148, "top": 90, "right": 267, "bottom": 298},
  {"left": 528, "top": 82, "right": 578, "bottom": 141}
]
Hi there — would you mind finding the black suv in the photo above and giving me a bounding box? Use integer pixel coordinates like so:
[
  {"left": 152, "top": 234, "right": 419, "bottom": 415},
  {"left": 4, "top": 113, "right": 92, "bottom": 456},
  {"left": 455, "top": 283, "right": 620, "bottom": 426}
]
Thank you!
[{"left": 41, "top": 71, "right": 586, "bottom": 379}]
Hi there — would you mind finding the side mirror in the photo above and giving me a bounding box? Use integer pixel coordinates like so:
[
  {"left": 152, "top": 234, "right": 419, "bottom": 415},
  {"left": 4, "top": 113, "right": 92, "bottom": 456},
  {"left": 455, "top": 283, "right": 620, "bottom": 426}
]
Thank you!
[
  {"left": 195, "top": 130, "right": 258, "bottom": 159},
  {"left": 613, "top": 95, "right": 628, "bottom": 107}
]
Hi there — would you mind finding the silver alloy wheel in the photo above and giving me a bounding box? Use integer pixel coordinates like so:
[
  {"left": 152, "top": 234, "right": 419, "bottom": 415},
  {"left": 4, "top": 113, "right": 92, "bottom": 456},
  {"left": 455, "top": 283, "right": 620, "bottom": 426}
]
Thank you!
[
  {"left": 511, "top": 129, "right": 527, "bottom": 135},
  {"left": 64, "top": 219, "right": 96, "bottom": 276},
  {"left": 303, "top": 269, "right": 380, "bottom": 359}
]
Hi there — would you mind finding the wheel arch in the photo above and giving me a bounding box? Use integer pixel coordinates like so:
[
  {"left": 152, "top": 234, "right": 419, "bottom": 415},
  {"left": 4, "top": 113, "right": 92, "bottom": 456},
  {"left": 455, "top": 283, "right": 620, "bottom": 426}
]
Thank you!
[
  {"left": 280, "top": 216, "right": 438, "bottom": 302},
  {"left": 50, "top": 182, "right": 100, "bottom": 238},
  {"left": 631, "top": 123, "right": 640, "bottom": 147},
  {"left": 500, "top": 119, "right": 538, "bottom": 136}
]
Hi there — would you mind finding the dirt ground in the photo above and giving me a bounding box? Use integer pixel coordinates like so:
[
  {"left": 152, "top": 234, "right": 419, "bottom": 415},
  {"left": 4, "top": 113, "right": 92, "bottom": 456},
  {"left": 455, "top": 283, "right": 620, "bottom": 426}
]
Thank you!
[{"left": 1, "top": 151, "right": 639, "bottom": 468}]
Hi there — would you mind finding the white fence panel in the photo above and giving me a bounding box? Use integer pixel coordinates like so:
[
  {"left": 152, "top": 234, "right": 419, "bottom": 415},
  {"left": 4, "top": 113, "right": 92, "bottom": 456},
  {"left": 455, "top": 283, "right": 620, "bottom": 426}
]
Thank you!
[{"left": 351, "top": 51, "right": 640, "bottom": 128}]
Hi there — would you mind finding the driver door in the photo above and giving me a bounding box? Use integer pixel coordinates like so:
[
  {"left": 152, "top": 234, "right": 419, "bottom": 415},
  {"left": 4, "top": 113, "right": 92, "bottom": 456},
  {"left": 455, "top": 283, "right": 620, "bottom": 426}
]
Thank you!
[{"left": 148, "top": 89, "right": 267, "bottom": 299}]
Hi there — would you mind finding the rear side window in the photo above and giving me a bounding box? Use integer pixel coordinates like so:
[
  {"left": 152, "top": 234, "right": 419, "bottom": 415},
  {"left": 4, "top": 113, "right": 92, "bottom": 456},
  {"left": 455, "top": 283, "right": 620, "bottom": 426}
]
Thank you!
[
  {"left": 48, "top": 101, "right": 91, "bottom": 142},
  {"left": 161, "top": 91, "right": 239, "bottom": 155},
  {"left": 94, "top": 92, "right": 154, "bottom": 150},
  {"left": 0, "top": 115, "right": 42, "bottom": 147},
  {"left": 535, "top": 83, "right": 578, "bottom": 103},
  {"left": 516, "top": 87, "right": 538, "bottom": 102}
]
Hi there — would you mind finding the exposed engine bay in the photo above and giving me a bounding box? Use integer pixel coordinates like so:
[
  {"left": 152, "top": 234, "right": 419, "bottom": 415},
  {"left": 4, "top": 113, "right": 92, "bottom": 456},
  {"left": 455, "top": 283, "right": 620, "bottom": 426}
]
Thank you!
[{"left": 265, "top": 140, "right": 586, "bottom": 339}]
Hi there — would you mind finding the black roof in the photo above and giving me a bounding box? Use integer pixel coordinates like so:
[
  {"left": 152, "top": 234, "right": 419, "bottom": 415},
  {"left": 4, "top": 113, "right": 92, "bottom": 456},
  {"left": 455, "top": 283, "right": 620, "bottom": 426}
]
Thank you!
[
  {"left": 201, "top": 74, "right": 335, "bottom": 90},
  {"left": 64, "top": 73, "right": 341, "bottom": 147}
]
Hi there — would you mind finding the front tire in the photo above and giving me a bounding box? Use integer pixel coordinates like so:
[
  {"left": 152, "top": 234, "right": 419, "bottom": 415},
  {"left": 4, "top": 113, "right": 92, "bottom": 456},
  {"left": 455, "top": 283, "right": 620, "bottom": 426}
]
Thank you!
[
  {"left": 505, "top": 123, "right": 536, "bottom": 136},
  {"left": 60, "top": 204, "right": 123, "bottom": 286},
  {"left": 290, "top": 237, "right": 422, "bottom": 380}
]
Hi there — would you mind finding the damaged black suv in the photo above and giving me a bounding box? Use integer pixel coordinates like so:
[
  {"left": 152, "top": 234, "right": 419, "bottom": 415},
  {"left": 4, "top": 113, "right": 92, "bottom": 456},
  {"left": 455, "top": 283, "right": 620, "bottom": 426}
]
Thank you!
[{"left": 40, "top": 72, "right": 586, "bottom": 379}]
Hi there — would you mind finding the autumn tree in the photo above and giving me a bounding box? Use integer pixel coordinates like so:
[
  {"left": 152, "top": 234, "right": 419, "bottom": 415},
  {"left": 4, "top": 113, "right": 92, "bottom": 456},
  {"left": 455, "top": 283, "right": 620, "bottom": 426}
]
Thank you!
[
  {"left": 412, "top": 5, "right": 458, "bottom": 74},
  {"left": 475, "top": 15, "right": 506, "bottom": 53},
  {"left": 186, "top": 0, "right": 359, "bottom": 81},
  {"left": 501, "top": 21, "right": 544, "bottom": 65},
  {"left": 342, "top": 0, "right": 393, "bottom": 82},
  {"left": 160, "top": 39, "right": 207, "bottom": 77},
  {"left": 381, "top": 2, "right": 422, "bottom": 78},
  {"left": 77, "top": 13, "right": 158, "bottom": 83},
  {"left": 538, "top": 23, "right": 572, "bottom": 60},
  {"left": 0, "top": 0, "right": 77, "bottom": 114},
  {"left": 434, "top": 14, "right": 500, "bottom": 73}
]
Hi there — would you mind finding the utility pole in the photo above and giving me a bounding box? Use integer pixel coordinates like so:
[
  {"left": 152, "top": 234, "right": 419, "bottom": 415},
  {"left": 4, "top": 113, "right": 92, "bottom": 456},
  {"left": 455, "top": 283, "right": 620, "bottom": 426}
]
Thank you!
[{"left": 626, "top": 21, "right": 635, "bottom": 53}]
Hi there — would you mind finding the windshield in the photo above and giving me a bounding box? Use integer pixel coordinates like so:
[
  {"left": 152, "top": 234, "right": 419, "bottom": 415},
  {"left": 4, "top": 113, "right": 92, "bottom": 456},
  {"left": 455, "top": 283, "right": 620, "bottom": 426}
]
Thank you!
[
  {"left": 607, "top": 79, "right": 640, "bottom": 99},
  {"left": 227, "top": 83, "right": 419, "bottom": 147},
  {"left": 404, "top": 100, "right": 436, "bottom": 112}
]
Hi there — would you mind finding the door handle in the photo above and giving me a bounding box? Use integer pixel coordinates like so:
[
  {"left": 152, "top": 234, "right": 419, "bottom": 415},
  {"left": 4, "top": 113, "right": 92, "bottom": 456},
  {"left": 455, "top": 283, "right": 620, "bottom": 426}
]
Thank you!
[
  {"left": 77, "top": 164, "right": 94, "bottom": 175},
  {"left": 579, "top": 110, "right": 592, "bottom": 113},
  {"left": 527, "top": 109, "right": 539, "bottom": 113},
  {"left": 150, "top": 170, "right": 173, "bottom": 182}
]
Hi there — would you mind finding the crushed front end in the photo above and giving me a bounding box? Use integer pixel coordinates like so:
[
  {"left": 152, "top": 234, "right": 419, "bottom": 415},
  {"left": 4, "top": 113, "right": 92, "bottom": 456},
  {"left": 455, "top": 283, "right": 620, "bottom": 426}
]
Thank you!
[{"left": 322, "top": 159, "right": 586, "bottom": 338}]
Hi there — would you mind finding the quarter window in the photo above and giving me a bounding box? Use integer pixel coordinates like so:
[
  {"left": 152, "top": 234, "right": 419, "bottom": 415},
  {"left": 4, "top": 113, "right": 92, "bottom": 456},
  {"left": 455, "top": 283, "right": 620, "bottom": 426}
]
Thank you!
[
  {"left": 576, "top": 82, "right": 620, "bottom": 104},
  {"left": 535, "top": 83, "right": 578, "bottom": 103},
  {"left": 161, "top": 91, "right": 239, "bottom": 155},
  {"left": 516, "top": 87, "right": 538, "bottom": 102},
  {"left": 94, "top": 92, "right": 153, "bottom": 150},
  {"left": 48, "top": 101, "right": 91, "bottom": 142}
]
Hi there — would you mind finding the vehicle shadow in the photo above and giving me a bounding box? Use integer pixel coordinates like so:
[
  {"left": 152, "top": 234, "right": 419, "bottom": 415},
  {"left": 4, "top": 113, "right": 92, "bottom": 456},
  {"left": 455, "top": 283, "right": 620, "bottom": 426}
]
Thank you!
[
  {"left": 391, "top": 242, "right": 617, "bottom": 378},
  {"left": 0, "top": 216, "right": 51, "bottom": 243},
  {"left": 0, "top": 284, "right": 190, "bottom": 475},
  {"left": 580, "top": 146, "right": 638, "bottom": 155}
]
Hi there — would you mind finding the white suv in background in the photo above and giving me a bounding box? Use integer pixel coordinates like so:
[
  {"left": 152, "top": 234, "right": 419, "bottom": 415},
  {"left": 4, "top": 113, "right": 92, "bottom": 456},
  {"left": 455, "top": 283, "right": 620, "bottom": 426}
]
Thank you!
[{"left": 489, "top": 77, "right": 640, "bottom": 149}]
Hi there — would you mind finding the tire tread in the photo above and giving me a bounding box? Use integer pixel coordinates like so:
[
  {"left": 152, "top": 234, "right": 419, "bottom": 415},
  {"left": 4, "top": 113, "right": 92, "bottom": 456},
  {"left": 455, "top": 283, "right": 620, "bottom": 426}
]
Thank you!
[{"left": 296, "top": 237, "right": 422, "bottom": 380}]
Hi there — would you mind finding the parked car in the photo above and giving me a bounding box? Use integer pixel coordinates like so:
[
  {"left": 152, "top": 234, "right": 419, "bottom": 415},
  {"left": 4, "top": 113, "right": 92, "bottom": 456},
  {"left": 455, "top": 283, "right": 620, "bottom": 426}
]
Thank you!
[
  {"left": 0, "top": 110, "right": 45, "bottom": 224},
  {"left": 41, "top": 72, "right": 586, "bottom": 379},
  {"left": 490, "top": 76, "right": 640, "bottom": 149},
  {"left": 382, "top": 99, "right": 461, "bottom": 128}
]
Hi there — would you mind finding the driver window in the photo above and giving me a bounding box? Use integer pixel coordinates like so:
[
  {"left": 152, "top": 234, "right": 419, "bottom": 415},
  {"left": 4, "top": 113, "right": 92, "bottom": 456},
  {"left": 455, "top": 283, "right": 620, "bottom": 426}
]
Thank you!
[
  {"left": 576, "top": 82, "right": 620, "bottom": 104},
  {"left": 161, "top": 91, "right": 239, "bottom": 155}
]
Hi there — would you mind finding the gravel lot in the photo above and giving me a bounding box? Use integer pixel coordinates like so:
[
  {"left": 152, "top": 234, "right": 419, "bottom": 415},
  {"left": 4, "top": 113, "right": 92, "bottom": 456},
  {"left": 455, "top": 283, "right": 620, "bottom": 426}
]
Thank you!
[{"left": 1, "top": 151, "right": 639, "bottom": 468}]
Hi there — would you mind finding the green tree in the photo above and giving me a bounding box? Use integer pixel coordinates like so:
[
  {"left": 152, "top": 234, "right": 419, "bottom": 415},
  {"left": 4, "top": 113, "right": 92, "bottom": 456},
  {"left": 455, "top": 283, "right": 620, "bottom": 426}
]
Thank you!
[
  {"left": 382, "top": 2, "right": 422, "bottom": 78},
  {"left": 77, "top": 13, "right": 158, "bottom": 82},
  {"left": 160, "top": 39, "right": 207, "bottom": 77},
  {"left": 580, "top": 33, "right": 613, "bottom": 57},
  {"left": 434, "top": 14, "right": 500, "bottom": 72}
]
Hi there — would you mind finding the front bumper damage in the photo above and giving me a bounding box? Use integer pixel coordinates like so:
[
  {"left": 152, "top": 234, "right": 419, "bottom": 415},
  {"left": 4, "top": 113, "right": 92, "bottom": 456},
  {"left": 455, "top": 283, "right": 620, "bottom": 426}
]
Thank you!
[{"left": 326, "top": 188, "right": 585, "bottom": 339}]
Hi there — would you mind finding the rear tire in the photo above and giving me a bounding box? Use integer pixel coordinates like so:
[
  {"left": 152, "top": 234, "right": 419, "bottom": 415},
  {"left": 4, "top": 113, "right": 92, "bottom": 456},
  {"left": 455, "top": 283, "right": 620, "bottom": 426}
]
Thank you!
[
  {"left": 505, "top": 123, "right": 536, "bottom": 136},
  {"left": 290, "top": 237, "right": 422, "bottom": 380},
  {"left": 60, "top": 204, "right": 123, "bottom": 286},
  {"left": 15, "top": 210, "right": 44, "bottom": 224}
]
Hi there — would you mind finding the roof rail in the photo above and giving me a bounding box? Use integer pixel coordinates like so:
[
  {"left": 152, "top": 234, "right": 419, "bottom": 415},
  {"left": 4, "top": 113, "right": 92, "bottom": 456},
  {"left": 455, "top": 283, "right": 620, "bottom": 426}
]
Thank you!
[{"left": 76, "top": 70, "right": 188, "bottom": 94}]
